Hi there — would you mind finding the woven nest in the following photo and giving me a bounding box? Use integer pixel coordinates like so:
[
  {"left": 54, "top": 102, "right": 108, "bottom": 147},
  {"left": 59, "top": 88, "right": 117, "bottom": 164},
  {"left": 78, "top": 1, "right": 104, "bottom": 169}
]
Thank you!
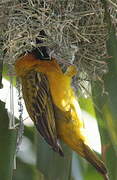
[
  {"left": 108, "top": 0, "right": 117, "bottom": 33},
  {"left": 1, "top": 0, "right": 117, "bottom": 92}
]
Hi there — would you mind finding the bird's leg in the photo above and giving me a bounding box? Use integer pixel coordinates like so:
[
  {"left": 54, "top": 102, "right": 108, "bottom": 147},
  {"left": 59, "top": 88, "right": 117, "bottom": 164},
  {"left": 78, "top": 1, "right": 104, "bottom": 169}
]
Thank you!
[{"left": 65, "top": 65, "right": 78, "bottom": 77}]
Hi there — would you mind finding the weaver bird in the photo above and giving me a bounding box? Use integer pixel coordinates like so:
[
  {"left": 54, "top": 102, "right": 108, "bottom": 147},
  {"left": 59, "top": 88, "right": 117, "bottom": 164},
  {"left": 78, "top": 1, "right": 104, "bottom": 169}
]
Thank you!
[{"left": 15, "top": 31, "right": 109, "bottom": 180}]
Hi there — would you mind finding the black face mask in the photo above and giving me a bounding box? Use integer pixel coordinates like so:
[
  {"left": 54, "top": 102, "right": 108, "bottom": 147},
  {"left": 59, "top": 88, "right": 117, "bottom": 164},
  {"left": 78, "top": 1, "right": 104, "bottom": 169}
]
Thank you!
[{"left": 31, "top": 30, "right": 51, "bottom": 61}]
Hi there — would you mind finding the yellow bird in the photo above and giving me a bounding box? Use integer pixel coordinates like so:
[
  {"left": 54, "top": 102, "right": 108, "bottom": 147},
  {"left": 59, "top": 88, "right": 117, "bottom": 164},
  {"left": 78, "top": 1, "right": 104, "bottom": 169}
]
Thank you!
[{"left": 15, "top": 31, "right": 109, "bottom": 180}]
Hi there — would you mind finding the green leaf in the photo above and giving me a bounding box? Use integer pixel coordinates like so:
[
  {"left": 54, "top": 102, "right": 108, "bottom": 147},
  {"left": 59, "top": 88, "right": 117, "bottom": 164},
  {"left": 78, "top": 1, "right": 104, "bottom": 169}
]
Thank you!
[
  {"left": 0, "top": 100, "right": 17, "bottom": 180},
  {"left": 35, "top": 132, "right": 72, "bottom": 180},
  {"left": 91, "top": 26, "right": 117, "bottom": 180},
  {"left": 103, "top": 26, "right": 117, "bottom": 148},
  {"left": 79, "top": 97, "right": 96, "bottom": 118}
]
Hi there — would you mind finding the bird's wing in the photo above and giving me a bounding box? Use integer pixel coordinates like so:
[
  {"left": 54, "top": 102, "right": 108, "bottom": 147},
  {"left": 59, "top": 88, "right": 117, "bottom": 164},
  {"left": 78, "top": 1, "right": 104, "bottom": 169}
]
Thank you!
[{"left": 21, "top": 69, "right": 63, "bottom": 156}]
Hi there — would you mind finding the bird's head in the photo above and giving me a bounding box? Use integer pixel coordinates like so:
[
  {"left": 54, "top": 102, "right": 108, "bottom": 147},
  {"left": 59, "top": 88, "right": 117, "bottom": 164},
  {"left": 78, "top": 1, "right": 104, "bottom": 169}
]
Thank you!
[{"left": 31, "top": 30, "right": 51, "bottom": 61}]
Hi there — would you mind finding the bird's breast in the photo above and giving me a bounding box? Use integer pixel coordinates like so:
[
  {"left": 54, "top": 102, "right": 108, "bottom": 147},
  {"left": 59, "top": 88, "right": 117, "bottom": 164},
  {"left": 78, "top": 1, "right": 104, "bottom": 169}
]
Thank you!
[{"left": 47, "top": 73, "right": 72, "bottom": 110}]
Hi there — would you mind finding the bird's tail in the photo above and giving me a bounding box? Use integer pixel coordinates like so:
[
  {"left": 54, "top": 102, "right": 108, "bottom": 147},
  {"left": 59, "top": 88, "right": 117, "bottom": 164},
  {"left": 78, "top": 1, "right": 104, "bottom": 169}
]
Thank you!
[{"left": 81, "top": 142, "right": 109, "bottom": 180}]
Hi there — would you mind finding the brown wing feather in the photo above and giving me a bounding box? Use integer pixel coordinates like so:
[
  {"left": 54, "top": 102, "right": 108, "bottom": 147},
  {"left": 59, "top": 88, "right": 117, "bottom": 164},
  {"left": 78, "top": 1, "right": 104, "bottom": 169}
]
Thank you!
[{"left": 21, "top": 70, "right": 63, "bottom": 156}]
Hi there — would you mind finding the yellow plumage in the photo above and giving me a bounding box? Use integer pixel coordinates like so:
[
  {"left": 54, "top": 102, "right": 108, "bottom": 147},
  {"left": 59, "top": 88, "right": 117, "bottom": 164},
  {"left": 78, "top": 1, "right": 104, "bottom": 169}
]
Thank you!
[{"left": 15, "top": 52, "right": 109, "bottom": 180}]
